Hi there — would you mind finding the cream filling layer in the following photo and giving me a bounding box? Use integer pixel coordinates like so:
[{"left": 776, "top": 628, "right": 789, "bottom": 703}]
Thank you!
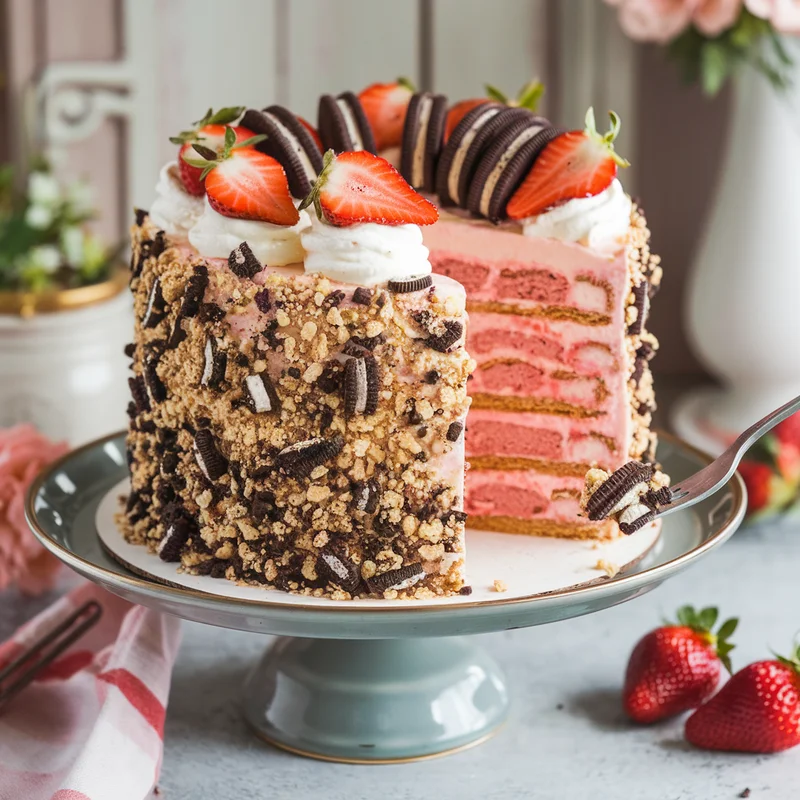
[
  {"left": 263, "top": 110, "right": 317, "bottom": 182},
  {"left": 337, "top": 99, "right": 364, "bottom": 150}
]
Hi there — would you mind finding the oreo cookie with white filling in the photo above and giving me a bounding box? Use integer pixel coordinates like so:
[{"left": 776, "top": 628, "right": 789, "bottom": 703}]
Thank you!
[
  {"left": 585, "top": 461, "right": 653, "bottom": 521},
  {"left": 243, "top": 372, "right": 281, "bottom": 413},
  {"left": 366, "top": 562, "right": 425, "bottom": 595},
  {"left": 142, "top": 277, "right": 166, "bottom": 328},
  {"left": 318, "top": 92, "right": 377, "bottom": 154},
  {"left": 317, "top": 550, "right": 361, "bottom": 594},
  {"left": 388, "top": 274, "right": 433, "bottom": 294},
  {"left": 400, "top": 92, "right": 448, "bottom": 192},
  {"left": 466, "top": 118, "right": 560, "bottom": 221},
  {"left": 435, "top": 102, "right": 503, "bottom": 206},
  {"left": 201, "top": 336, "right": 227, "bottom": 389},
  {"left": 241, "top": 105, "right": 324, "bottom": 197},
  {"left": 343, "top": 356, "right": 379, "bottom": 417},
  {"left": 193, "top": 428, "right": 228, "bottom": 482},
  {"left": 276, "top": 435, "right": 345, "bottom": 478}
]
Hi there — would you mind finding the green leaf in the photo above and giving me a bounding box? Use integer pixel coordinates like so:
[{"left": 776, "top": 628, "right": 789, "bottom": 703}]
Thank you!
[
  {"left": 717, "top": 641, "right": 734, "bottom": 674},
  {"left": 397, "top": 76, "right": 416, "bottom": 92},
  {"left": 232, "top": 133, "right": 267, "bottom": 150},
  {"left": 717, "top": 617, "right": 739, "bottom": 640},
  {"left": 224, "top": 126, "right": 236, "bottom": 150},
  {"left": 484, "top": 83, "right": 508, "bottom": 104},
  {"left": 700, "top": 41, "right": 732, "bottom": 96},
  {"left": 676, "top": 605, "right": 696, "bottom": 627},
  {"left": 205, "top": 106, "right": 245, "bottom": 126},
  {"left": 516, "top": 79, "right": 545, "bottom": 112},
  {"left": 697, "top": 607, "right": 719, "bottom": 631},
  {"left": 192, "top": 143, "right": 218, "bottom": 161}
]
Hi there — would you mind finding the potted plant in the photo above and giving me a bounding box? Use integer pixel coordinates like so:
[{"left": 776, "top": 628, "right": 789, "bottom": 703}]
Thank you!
[{"left": 0, "top": 162, "right": 132, "bottom": 444}]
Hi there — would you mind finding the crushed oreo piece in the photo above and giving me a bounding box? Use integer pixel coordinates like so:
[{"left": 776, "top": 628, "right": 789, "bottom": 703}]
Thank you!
[
  {"left": 251, "top": 490, "right": 280, "bottom": 523},
  {"left": 124, "top": 342, "right": 136, "bottom": 359},
  {"left": 126, "top": 401, "right": 137, "bottom": 420},
  {"left": 142, "top": 278, "right": 166, "bottom": 328},
  {"left": 367, "top": 563, "right": 425, "bottom": 595},
  {"left": 235, "top": 353, "right": 250, "bottom": 368},
  {"left": 134, "top": 208, "right": 148, "bottom": 226},
  {"left": 644, "top": 486, "right": 673, "bottom": 509},
  {"left": 351, "top": 479, "right": 380, "bottom": 514},
  {"left": 144, "top": 357, "right": 167, "bottom": 404},
  {"left": 459, "top": 586, "right": 473, "bottom": 596},
  {"left": 424, "top": 370, "right": 439, "bottom": 384},
  {"left": 152, "top": 230, "right": 166, "bottom": 258},
  {"left": 198, "top": 303, "right": 226, "bottom": 323},
  {"left": 128, "top": 376, "right": 150, "bottom": 415},
  {"left": 425, "top": 320, "right": 463, "bottom": 352},
  {"left": 316, "top": 363, "right": 342, "bottom": 394},
  {"left": 277, "top": 435, "right": 344, "bottom": 478},
  {"left": 158, "top": 517, "right": 193, "bottom": 562},
  {"left": 388, "top": 275, "right": 433, "bottom": 294},
  {"left": 343, "top": 356, "right": 379, "bottom": 417},
  {"left": 586, "top": 461, "right": 654, "bottom": 521},
  {"left": 193, "top": 429, "right": 228, "bottom": 482},
  {"left": 628, "top": 282, "right": 650, "bottom": 335},
  {"left": 352, "top": 287, "right": 373, "bottom": 305},
  {"left": 244, "top": 373, "right": 281, "bottom": 413},
  {"left": 319, "top": 407, "right": 334, "bottom": 432},
  {"left": 254, "top": 288, "right": 271, "bottom": 313},
  {"left": 180, "top": 266, "right": 209, "bottom": 318},
  {"left": 417, "top": 425, "right": 428, "bottom": 438},
  {"left": 618, "top": 505, "right": 656, "bottom": 535},
  {"left": 348, "top": 333, "right": 386, "bottom": 351},
  {"left": 446, "top": 421, "right": 464, "bottom": 442},
  {"left": 228, "top": 241, "right": 263, "bottom": 279},
  {"left": 317, "top": 551, "right": 361, "bottom": 593},
  {"left": 441, "top": 509, "right": 468, "bottom": 526},
  {"left": 160, "top": 451, "right": 179, "bottom": 476},
  {"left": 287, "top": 367, "right": 301, "bottom": 379},
  {"left": 322, "top": 290, "right": 345, "bottom": 309},
  {"left": 201, "top": 336, "right": 227, "bottom": 389}
]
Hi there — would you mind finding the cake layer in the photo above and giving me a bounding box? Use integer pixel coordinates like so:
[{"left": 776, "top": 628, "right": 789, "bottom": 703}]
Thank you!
[{"left": 122, "top": 219, "right": 473, "bottom": 599}]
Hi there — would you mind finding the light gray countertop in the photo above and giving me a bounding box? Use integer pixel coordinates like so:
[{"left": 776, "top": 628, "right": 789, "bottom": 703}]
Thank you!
[{"left": 5, "top": 518, "right": 796, "bottom": 800}]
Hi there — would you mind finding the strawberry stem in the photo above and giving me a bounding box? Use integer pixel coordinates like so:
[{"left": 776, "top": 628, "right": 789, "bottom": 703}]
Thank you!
[
  {"left": 674, "top": 605, "right": 738, "bottom": 674},
  {"left": 584, "top": 107, "right": 630, "bottom": 169},
  {"left": 397, "top": 76, "right": 416, "bottom": 92},
  {"left": 182, "top": 126, "right": 267, "bottom": 180},
  {"left": 299, "top": 149, "right": 336, "bottom": 221}
]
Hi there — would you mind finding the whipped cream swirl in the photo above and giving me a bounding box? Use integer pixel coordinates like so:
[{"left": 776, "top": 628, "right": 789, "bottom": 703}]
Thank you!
[
  {"left": 189, "top": 197, "right": 311, "bottom": 266},
  {"left": 521, "top": 179, "right": 632, "bottom": 255},
  {"left": 149, "top": 162, "right": 204, "bottom": 237},
  {"left": 301, "top": 214, "right": 432, "bottom": 285}
]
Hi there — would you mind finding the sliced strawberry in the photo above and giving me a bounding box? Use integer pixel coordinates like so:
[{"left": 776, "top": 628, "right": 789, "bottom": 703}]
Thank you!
[
  {"left": 298, "top": 115, "right": 323, "bottom": 150},
  {"left": 507, "top": 108, "right": 629, "bottom": 219},
  {"left": 359, "top": 78, "right": 414, "bottom": 150},
  {"left": 170, "top": 107, "right": 253, "bottom": 196},
  {"left": 444, "top": 79, "right": 545, "bottom": 143},
  {"left": 301, "top": 150, "right": 438, "bottom": 227},
  {"left": 185, "top": 127, "right": 298, "bottom": 225}
]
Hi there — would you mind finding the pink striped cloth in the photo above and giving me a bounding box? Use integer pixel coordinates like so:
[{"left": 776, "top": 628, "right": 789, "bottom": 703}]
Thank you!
[{"left": 0, "top": 583, "right": 181, "bottom": 800}]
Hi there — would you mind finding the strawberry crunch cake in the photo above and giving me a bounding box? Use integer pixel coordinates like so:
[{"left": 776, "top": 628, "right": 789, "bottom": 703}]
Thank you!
[{"left": 121, "top": 79, "right": 665, "bottom": 600}]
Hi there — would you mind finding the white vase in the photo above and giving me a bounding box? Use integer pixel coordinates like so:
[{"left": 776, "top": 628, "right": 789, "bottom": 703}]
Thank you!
[
  {"left": 0, "top": 280, "right": 133, "bottom": 446},
  {"left": 678, "top": 41, "right": 800, "bottom": 449}
]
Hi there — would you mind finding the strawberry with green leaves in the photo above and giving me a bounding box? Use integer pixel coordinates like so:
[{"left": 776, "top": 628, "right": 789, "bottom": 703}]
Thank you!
[
  {"left": 183, "top": 127, "right": 299, "bottom": 226},
  {"left": 507, "top": 107, "right": 630, "bottom": 220},
  {"left": 359, "top": 78, "right": 415, "bottom": 150},
  {"left": 170, "top": 107, "right": 255, "bottom": 196},
  {"left": 444, "top": 79, "right": 545, "bottom": 142},
  {"left": 623, "top": 605, "right": 738, "bottom": 724},
  {"left": 300, "top": 150, "right": 438, "bottom": 227},
  {"left": 686, "top": 643, "right": 800, "bottom": 753}
]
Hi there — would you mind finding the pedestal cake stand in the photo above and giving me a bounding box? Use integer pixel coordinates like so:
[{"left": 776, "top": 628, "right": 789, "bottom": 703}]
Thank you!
[{"left": 26, "top": 431, "right": 745, "bottom": 764}]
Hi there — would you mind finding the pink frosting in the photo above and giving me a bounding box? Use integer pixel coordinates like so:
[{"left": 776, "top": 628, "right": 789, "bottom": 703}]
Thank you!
[{"left": 0, "top": 424, "right": 68, "bottom": 595}]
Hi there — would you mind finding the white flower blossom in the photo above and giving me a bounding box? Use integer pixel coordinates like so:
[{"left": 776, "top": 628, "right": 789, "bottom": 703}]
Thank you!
[
  {"left": 30, "top": 245, "right": 62, "bottom": 273},
  {"left": 27, "top": 172, "right": 61, "bottom": 207},
  {"left": 25, "top": 204, "right": 54, "bottom": 230},
  {"left": 61, "top": 226, "right": 85, "bottom": 266},
  {"left": 66, "top": 180, "right": 94, "bottom": 215}
]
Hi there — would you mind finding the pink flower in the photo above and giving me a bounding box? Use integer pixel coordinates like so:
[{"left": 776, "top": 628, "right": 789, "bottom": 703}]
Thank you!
[
  {"left": 745, "top": 0, "right": 800, "bottom": 33},
  {"left": 0, "top": 424, "right": 68, "bottom": 595},
  {"left": 694, "top": 0, "right": 743, "bottom": 35},
  {"left": 606, "top": 0, "right": 696, "bottom": 43}
]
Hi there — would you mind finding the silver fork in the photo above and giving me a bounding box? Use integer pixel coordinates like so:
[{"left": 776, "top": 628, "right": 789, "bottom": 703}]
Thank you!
[{"left": 659, "top": 393, "right": 800, "bottom": 518}]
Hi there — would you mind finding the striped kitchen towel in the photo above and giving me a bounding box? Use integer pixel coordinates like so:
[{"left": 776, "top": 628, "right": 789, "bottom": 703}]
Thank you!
[{"left": 0, "top": 582, "right": 181, "bottom": 800}]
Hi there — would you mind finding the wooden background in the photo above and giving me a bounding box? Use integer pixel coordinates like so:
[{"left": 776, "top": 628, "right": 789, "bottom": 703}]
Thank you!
[{"left": 0, "top": 0, "right": 732, "bottom": 375}]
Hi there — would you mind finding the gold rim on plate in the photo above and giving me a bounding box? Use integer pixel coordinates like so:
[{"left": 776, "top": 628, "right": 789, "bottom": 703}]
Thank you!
[{"left": 25, "top": 429, "right": 746, "bottom": 615}]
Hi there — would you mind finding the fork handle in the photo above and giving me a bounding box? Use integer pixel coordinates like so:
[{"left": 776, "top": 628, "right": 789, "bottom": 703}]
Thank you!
[{"left": 723, "top": 392, "right": 800, "bottom": 467}]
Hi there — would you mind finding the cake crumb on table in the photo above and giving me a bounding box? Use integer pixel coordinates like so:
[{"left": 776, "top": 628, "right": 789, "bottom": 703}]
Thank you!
[
  {"left": 595, "top": 559, "right": 619, "bottom": 578},
  {"left": 492, "top": 579, "right": 508, "bottom": 593}
]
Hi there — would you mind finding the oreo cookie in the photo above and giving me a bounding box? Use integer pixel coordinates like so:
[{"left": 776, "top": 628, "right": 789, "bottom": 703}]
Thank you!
[
  {"left": 435, "top": 102, "right": 502, "bottom": 206},
  {"left": 180, "top": 266, "right": 209, "bottom": 319},
  {"left": 618, "top": 504, "right": 656, "bottom": 536},
  {"left": 243, "top": 373, "right": 281, "bottom": 413},
  {"left": 317, "top": 550, "right": 361, "bottom": 594},
  {"left": 193, "top": 428, "right": 228, "bottom": 482},
  {"left": 142, "top": 277, "right": 166, "bottom": 328},
  {"left": 251, "top": 489, "right": 281, "bottom": 523},
  {"left": 318, "top": 92, "right": 376, "bottom": 154},
  {"left": 134, "top": 208, "right": 149, "bottom": 226},
  {"left": 228, "top": 242, "right": 262, "bottom": 280},
  {"left": 128, "top": 375, "right": 150, "bottom": 415},
  {"left": 351, "top": 479, "right": 380, "bottom": 514},
  {"left": 388, "top": 275, "right": 433, "bottom": 294},
  {"left": 343, "top": 356, "right": 379, "bottom": 417},
  {"left": 352, "top": 287, "right": 373, "bottom": 305},
  {"left": 277, "top": 435, "right": 344, "bottom": 478},
  {"left": 366, "top": 563, "right": 425, "bottom": 595},
  {"left": 425, "top": 320, "right": 463, "bottom": 352},
  {"left": 158, "top": 516, "right": 193, "bottom": 562},
  {"left": 144, "top": 356, "right": 167, "bottom": 405},
  {"left": 585, "top": 461, "right": 653, "bottom": 521},
  {"left": 446, "top": 421, "right": 464, "bottom": 442},
  {"left": 466, "top": 117, "right": 560, "bottom": 221},
  {"left": 644, "top": 486, "right": 673, "bottom": 510},
  {"left": 166, "top": 317, "right": 187, "bottom": 350},
  {"left": 241, "top": 105, "right": 324, "bottom": 198},
  {"left": 628, "top": 282, "right": 650, "bottom": 335},
  {"left": 201, "top": 336, "right": 227, "bottom": 389},
  {"left": 400, "top": 92, "right": 448, "bottom": 191}
]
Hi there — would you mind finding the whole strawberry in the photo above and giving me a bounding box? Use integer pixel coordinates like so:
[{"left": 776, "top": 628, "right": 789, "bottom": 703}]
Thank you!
[
  {"left": 623, "top": 605, "right": 737, "bottom": 724},
  {"left": 685, "top": 644, "right": 800, "bottom": 753}
]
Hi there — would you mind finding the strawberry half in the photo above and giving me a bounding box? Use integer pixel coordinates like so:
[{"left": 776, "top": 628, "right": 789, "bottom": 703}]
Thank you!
[
  {"left": 685, "top": 644, "right": 800, "bottom": 753},
  {"left": 359, "top": 78, "right": 415, "bottom": 150},
  {"left": 300, "top": 150, "right": 438, "bottom": 227},
  {"left": 298, "top": 115, "right": 323, "bottom": 151},
  {"left": 184, "top": 127, "right": 299, "bottom": 226},
  {"left": 444, "top": 79, "right": 545, "bottom": 143},
  {"left": 170, "top": 107, "right": 254, "bottom": 196},
  {"left": 507, "top": 107, "right": 630, "bottom": 220},
  {"left": 623, "top": 605, "right": 737, "bottom": 724}
]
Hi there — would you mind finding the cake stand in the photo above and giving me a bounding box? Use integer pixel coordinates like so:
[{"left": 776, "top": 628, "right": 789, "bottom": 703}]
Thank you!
[{"left": 25, "top": 431, "right": 745, "bottom": 764}]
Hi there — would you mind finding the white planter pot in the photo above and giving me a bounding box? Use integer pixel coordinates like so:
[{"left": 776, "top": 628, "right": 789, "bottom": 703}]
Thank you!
[
  {"left": 0, "top": 288, "right": 133, "bottom": 445},
  {"left": 677, "top": 41, "right": 800, "bottom": 450}
]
